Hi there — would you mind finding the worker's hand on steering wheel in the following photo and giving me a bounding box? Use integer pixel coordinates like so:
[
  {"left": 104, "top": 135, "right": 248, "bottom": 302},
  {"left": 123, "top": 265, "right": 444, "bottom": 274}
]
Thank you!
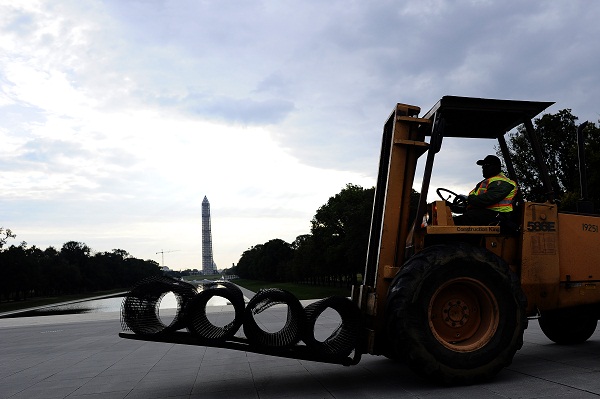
[
  {"left": 437, "top": 188, "right": 468, "bottom": 213},
  {"left": 451, "top": 194, "right": 468, "bottom": 213},
  {"left": 454, "top": 194, "right": 468, "bottom": 206}
]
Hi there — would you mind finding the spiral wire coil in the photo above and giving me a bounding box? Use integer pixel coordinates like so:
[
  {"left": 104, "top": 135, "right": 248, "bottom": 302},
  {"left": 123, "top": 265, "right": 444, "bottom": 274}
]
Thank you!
[
  {"left": 243, "top": 288, "right": 306, "bottom": 348},
  {"left": 303, "top": 296, "right": 362, "bottom": 357},
  {"left": 121, "top": 279, "right": 362, "bottom": 359},
  {"left": 120, "top": 276, "right": 197, "bottom": 335},
  {"left": 186, "top": 280, "right": 245, "bottom": 343}
]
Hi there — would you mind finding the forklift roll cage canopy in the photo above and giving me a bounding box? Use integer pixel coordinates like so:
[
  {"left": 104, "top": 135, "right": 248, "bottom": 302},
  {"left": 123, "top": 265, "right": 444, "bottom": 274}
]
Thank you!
[
  {"left": 400, "top": 95, "right": 556, "bottom": 254},
  {"left": 415, "top": 96, "right": 555, "bottom": 225},
  {"left": 423, "top": 96, "right": 554, "bottom": 139}
]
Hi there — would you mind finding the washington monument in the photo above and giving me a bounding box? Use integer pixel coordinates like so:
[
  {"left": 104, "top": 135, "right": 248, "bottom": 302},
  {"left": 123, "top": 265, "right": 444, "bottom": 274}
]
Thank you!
[{"left": 201, "top": 196, "right": 216, "bottom": 274}]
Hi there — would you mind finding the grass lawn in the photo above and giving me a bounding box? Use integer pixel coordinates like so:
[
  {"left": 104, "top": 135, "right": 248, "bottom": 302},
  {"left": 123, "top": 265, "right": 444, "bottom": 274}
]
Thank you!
[
  {"left": 181, "top": 274, "right": 222, "bottom": 282},
  {"left": 182, "top": 276, "right": 352, "bottom": 300},
  {"left": 233, "top": 279, "right": 351, "bottom": 300}
]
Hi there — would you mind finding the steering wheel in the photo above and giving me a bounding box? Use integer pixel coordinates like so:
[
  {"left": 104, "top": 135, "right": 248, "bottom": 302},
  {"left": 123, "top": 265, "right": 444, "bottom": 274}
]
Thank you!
[{"left": 436, "top": 188, "right": 468, "bottom": 212}]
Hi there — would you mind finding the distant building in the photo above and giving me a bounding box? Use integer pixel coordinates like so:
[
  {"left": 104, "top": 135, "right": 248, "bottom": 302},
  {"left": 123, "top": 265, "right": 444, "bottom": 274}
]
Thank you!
[{"left": 202, "top": 196, "right": 217, "bottom": 274}]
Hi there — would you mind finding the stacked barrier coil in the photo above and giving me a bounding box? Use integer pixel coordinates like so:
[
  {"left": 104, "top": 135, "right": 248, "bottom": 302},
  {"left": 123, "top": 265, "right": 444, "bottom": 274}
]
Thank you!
[
  {"left": 303, "top": 296, "right": 363, "bottom": 357},
  {"left": 186, "top": 280, "right": 245, "bottom": 343},
  {"left": 121, "top": 279, "right": 362, "bottom": 359},
  {"left": 120, "top": 276, "right": 198, "bottom": 335},
  {"left": 242, "top": 288, "right": 306, "bottom": 348}
]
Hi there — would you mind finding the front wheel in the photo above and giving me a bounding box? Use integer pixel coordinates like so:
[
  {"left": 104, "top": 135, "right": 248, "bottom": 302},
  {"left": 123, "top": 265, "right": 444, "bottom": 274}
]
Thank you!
[{"left": 386, "top": 244, "right": 527, "bottom": 385}]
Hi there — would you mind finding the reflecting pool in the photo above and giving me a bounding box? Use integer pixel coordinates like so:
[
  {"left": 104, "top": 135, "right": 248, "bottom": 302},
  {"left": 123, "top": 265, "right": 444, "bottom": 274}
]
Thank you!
[{"left": 5, "top": 292, "right": 231, "bottom": 318}]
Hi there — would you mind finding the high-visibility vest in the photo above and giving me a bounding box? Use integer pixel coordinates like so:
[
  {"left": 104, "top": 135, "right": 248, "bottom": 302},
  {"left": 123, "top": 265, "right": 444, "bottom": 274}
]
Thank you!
[{"left": 469, "top": 173, "right": 517, "bottom": 212}]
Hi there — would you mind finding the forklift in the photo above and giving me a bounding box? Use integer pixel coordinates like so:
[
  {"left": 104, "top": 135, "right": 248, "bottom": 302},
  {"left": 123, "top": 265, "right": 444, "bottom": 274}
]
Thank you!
[
  {"left": 356, "top": 95, "right": 600, "bottom": 383},
  {"left": 120, "top": 96, "right": 600, "bottom": 384}
]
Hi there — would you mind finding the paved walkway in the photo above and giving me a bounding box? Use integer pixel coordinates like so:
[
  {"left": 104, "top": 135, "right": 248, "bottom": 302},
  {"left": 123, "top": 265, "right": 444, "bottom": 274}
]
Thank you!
[{"left": 2, "top": 303, "right": 600, "bottom": 398}]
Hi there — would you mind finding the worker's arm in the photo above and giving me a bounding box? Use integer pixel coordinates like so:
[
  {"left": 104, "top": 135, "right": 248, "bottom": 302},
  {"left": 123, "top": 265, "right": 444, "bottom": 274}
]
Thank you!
[{"left": 468, "top": 180, "right": 514, "bottom": 208}]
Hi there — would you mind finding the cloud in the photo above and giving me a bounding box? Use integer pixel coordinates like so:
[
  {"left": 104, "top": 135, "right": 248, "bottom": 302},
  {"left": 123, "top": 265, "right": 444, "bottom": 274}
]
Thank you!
[
  {"left": 175, "top": 93, "right": 295, "bottom": 125},
  {"left": 1, "top": 0, "right": 600, "bottom": 269}
]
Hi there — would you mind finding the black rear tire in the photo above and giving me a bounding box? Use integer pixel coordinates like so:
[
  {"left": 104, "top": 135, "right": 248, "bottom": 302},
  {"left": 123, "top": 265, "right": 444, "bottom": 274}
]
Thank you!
[
  {"left": 386, "top": 243, "right": 527, "bottom": 385},
  {"left": 539, "top": 308, "right": 598, "bottom": 344}
]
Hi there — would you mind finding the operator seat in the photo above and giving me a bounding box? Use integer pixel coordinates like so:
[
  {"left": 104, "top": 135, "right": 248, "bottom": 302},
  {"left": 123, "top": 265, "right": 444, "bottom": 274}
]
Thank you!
[{"left": 496, "top": 202, "right": 521, "bottom": 235}]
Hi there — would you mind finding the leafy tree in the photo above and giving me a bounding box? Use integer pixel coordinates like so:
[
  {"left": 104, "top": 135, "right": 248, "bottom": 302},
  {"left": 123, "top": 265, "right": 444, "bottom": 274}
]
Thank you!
[
  {"left": 0, "top": 227, "right": 16, "bottom": 249},
  {"left": 235, "top": 239, "right": 293, "bottom": 282},
  {"left": 40, "top": 246, "right": 80, "bottom": 296},
  {"left": 259, "top": 239, "right": 294, "bottom": 281},
  {"left": 111, "top": 249, "right": 130, "bottom": 259},
  {"left": 61, "top": 241, "right": 91, "bottom": 265},
  {"left": 235, "top": 244, "right": 261, "bottom": 279},
  {"left": 310, "top": 184, "right": 375, "bottom": 286},
  {"left": 503, "top": 109, "right": 600, "bottom": 211},
  {"left": 0, "top": 243, "right": 28, "bottom": 300},
  {"left": 122, "top": 257, "right": 161, "bottom": 286},
  {"left": 289, "top": 234, "right": 318, "bottom": 282}
]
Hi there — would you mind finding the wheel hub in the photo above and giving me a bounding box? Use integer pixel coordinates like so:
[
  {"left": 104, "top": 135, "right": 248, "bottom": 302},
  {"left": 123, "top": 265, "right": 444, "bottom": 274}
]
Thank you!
[
  {"left": 428, "top": 277, "right": 499, "bottom": 352},
  {"left": 443, "top": 300, "right": 470, "bottom": 327}
]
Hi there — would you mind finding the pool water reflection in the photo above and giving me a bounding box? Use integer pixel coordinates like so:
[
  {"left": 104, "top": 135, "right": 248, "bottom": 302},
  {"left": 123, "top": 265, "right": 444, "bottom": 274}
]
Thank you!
[{"left": 10, "top": 292, "right": 231, "bottom": 317}]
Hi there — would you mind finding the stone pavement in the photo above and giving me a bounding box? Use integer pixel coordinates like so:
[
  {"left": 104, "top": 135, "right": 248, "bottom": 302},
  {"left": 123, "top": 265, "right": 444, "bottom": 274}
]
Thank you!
[{"left": 1, "top": 303, "right": 600, "bottom": 398}]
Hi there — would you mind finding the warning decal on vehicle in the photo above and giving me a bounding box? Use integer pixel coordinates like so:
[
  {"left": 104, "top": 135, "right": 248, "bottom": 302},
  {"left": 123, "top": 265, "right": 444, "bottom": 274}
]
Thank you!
[{"left": 530, "top": 234, "right": 556, "bottom": 255}]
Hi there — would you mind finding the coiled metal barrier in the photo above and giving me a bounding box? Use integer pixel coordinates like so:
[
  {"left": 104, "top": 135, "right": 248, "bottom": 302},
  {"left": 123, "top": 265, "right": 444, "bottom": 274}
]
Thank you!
[
  {"left": 120, "top": 279, "right": 362, "bottom": 365},
  {"left": 120, "top": 276, "right": 197, "bottom": 335},
  {"left": 303, "top": 296, "right": 362, "bottom": 357},
  {"left": 186, "top": 280, "right": 245, "bottom": 343},
  {"left": 242, "top": 288, "right": 306, "bottom": 348}
]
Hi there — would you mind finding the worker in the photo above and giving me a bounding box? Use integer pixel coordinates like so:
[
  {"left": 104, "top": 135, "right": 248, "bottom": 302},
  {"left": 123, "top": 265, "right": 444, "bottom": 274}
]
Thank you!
[{"left": 453, "top": 155, "right": 518, "bottom": 226}]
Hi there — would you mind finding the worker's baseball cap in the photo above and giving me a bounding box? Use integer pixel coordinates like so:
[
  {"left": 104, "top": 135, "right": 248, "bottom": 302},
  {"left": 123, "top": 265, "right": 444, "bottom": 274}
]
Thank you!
[{"left": 476, "top": 155, "right": 501, "bottom": 166}]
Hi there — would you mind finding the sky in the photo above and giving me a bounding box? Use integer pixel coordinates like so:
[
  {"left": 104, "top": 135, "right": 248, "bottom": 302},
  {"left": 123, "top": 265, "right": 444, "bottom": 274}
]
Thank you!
[{"left": 1, "top": 0, "right": 600, "bottom": 271}]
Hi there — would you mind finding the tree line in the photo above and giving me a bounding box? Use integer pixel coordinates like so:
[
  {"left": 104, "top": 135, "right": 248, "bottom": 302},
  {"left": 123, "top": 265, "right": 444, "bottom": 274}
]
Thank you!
[
  {"left": 230, "top": 109, "right": 600, "bottom": 286},
  {"left": 0, "top": 238, "right": 161, "bottom": 303},
  {"left": 231, "top": 184, "right": 375, "bottom": 287},
  {"left": 230, "top": 184, "right": 420, "bottom": 287}
]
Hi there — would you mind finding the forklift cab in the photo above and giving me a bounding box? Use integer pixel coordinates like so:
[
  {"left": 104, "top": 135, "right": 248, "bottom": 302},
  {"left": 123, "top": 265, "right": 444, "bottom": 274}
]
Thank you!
[
  {"left": 364, "top": 95, "right": 554, "bottom": 281},
  {"left": 417, "top": 97, "right": 553, "bottom": 218},
  {"left": 410, "top": 97, "right": 556, "bottom": 257}
]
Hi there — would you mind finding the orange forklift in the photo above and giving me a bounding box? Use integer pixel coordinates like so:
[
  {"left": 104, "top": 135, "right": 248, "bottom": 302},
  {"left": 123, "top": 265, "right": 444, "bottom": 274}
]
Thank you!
[
  {"left": 120, "top": 96, "right": 600, "bottom": 385},
  {"left": 357, "top": 95, "right": 600, "bottom": 383}
]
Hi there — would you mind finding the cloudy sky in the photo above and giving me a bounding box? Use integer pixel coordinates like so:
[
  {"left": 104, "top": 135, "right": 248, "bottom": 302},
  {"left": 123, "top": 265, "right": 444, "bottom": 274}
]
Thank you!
[{"left": 1, "top": 0, "right": 599, "bottom": 271}]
